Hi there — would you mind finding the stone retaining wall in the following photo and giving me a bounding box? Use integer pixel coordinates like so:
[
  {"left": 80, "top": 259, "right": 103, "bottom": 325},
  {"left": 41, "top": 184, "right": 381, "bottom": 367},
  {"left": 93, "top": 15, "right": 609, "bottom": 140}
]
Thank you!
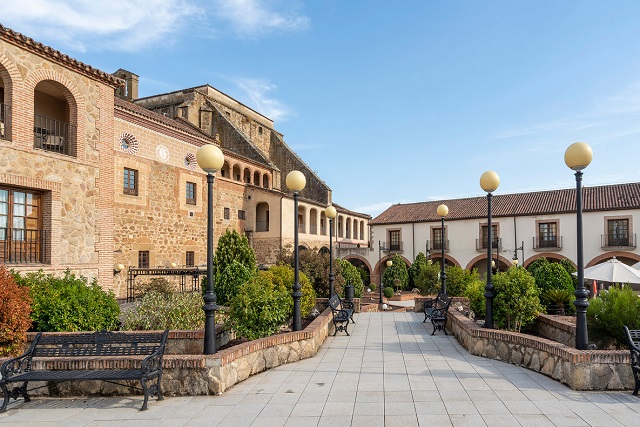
[{"left": 0, "top": 309, "right": 333, "bottom": 398}]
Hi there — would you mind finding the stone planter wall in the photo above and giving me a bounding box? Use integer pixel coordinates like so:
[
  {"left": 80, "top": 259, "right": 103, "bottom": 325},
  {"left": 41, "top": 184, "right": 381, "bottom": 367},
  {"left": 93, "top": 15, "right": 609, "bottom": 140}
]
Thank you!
[
  {"left": 533, "top": 314, "right": 577, "bottom": 347},
  {"left": 446, "top": 309, "right": 634, "bottom": 391},
  {"left": 0, "top": 309, "right": 333, "bottom": 398}
]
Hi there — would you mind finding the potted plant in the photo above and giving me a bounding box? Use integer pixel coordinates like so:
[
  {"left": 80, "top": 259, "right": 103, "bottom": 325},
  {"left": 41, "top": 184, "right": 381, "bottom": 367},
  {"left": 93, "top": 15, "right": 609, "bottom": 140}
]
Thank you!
[{"left": 542, "top": 288, "right": 573, "bottom": 315}]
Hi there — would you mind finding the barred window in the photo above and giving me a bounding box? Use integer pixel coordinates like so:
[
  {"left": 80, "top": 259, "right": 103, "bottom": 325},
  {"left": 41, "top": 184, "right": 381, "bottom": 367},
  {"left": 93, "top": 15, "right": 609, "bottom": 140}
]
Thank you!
[
  {"left": 224, "top": 207, "right": 230, "bottom": 220},
  {"left": 186, "top": 251, "right": 195, "bottom": 267},
  {"left": 238, "top": 210, "right": 246, "bottom": 220},
  {"left": 138, "top": 250, "right": 149, "bottom": 268},
  {"left": 123, "top": 168, "right": 138, "bottom": 196},
  {"left": 186, "top": 182, "right": 196, "bottom": 205}
]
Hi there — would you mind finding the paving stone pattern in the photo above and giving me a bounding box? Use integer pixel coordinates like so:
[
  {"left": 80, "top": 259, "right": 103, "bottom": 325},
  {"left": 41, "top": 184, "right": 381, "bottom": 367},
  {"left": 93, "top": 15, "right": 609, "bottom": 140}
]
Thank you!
[{"left": 1, "top": 312, "right": 639, "bottom": 426}]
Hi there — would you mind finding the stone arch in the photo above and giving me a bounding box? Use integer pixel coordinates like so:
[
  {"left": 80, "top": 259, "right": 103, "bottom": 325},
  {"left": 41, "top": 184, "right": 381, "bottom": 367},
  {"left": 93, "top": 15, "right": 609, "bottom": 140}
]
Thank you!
[
  {"left": 586, "top": 251, "right": 640, "bottom": 267},
  {"left": 25, "top": 69, "right": 84, "bottom": 157},
  {"left": 343, "top": 254, "right": 372, "bottom": 274},
  {"left": 427, "top": 253, "right": 461, "bottom": 268},
  {"left": 523, "top": 253, "right": 570, "bottom": 269},
  {"left": 221, "top": 161, "right": 230, "bottom": 178},
  {"left": 253, "top": 170, "right": 260, "bottom": 185},
  {"left": 232, "top": 164, "right": 241, "bottom": 181},
  {"left": 318, "top": 246, "right": 330, "bottom": 254},
  {"left": 243, "top": 167, "right": 251, "bottom": 184},
  {"left": 0, "top": 52, "right": 22, "bottom": 141},
  {"left": 262, "top": 173, "right": 269, "bottom": 189},
  {"left": 373, "top": 254, "right": 411, "bottom": 277},
  {"left": 255, "top": 202, "right": 269, "bottom": 232},
  {"left": 465, "top": 254, "right": 513, "bottom": 271}
]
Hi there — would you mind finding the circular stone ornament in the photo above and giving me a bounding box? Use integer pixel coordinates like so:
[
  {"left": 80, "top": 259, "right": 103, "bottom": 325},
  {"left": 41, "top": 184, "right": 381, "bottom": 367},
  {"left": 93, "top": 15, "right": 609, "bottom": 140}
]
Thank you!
[{"left": 156, "top": 144, "right": 170, "bottom": 162}]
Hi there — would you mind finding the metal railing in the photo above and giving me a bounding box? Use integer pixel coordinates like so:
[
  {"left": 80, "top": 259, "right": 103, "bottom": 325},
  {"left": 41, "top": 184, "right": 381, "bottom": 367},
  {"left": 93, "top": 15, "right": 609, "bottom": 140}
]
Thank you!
[
  {"left": 427, "top": 239, "right": 449, "bottom": 252},
  {"left": 476, "top": 238, "right": 502, "bottom": 251},
  {"left": 0, "top": 228, "right": 49, "bottom": 264},
  {"left": 256, "top": 221, "right": 269, "bottom": 232},
  {"left": 382, "top": 241, "right": 403, "bottom": 253},
  {"left": 298, "top": 223, "right": 305, "bottom": 233},
  {"left": 336, "top": 242, "right": 370, "bottom": 258},
  {"left": 310, "top": 224, "right": 317, "bottom": 235},
  {"left": 0, "top": 102, "right": 9, "bottom": 140},
  {"left": 320, "top": 226, "right": 327, "bottom": 235},
  {"left": 533, "top": 236, "right": 563, "bottom": 250},
  {"left": 34, "top": 114, "right": 75, "bottom": 155},
  {"left": 602, "top": 233, "right": 637, "bottom": 249}
]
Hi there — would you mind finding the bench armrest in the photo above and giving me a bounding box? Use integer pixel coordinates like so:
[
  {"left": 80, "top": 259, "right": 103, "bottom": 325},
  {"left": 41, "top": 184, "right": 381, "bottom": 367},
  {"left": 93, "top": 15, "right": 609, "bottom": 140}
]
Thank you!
[
  {"left": 430, "top": 307, "right": 449, "bottom": 318},
  {"left": 140, "top": 330, "right": 169, "bottom": 375},
  {"left": 1, "top": 332, "right": 42, "bottom": 380},
  {"left": 341, "top": 300, "right": 355, "bottom": 310}
]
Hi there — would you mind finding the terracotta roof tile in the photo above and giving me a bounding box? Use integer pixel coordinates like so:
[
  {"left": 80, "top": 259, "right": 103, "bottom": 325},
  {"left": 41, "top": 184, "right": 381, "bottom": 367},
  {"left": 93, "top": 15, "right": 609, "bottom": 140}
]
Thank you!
[{"left": 371, "top": 182, "right": 640, "bottom": 225}]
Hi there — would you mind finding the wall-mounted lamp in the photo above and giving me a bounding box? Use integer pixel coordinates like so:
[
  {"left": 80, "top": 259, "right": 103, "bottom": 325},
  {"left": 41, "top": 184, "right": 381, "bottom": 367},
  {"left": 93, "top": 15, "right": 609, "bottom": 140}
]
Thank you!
[
  {"left": 170, "top": 262, "right": 177, "bottom": 268},
  {"left": 114, "top": 263, "right": 125, "bottom": 274}
]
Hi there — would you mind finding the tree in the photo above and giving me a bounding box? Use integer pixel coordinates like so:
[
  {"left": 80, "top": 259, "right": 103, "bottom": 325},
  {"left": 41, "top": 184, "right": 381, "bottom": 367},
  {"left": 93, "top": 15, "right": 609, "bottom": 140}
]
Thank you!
[
  {"left": 338, "top": 259, "right": 364, "bottom": 298},
  {"left": 278, "top": 246, "right": 336, "bottom": 298},
  {"left": 414, "top": 260, "right": 440, "bottom": 295},
  {"left": 493, "top": 266, "right": 543, "bottom": 332},
  {"left": 532, "top": 262, "right": 575, "bottom": 307},
  {"left": 211, "top": 229, "right": 257, "bottom": 306},
  {"left": 382, "top": 254, "right": 408, "bottom": 291},
  {"left": 408, "top": 252, "right": 428, "bottom": 289},
  {"left": 445, "top": 265, "right": 482, "bottom": 297}
]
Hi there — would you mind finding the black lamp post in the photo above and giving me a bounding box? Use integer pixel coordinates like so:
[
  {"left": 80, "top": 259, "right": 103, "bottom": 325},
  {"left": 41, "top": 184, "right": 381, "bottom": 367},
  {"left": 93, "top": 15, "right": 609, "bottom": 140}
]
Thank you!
[
  {"left": 512, "top": 241, "right": 524, "bottom": 267},
  {"left": 196, "top": 143, "right": 224, "bottom": 355},
  {"left": 437, "top": 204, "right": 449, "bottom": 295},
  {"left": 565, "top": 142, "right": 593, "bottom": 350},
  {"left": 325, "top": 205, "right": 337, "bottom": 296},
  {"left": 378, "top": 241, "right": 391, "bottom": 303},
  {"left": 287, "top": 170, "right": 306, "bottom": 331},
  {"left": 480, "top": 170, "right": 500, "bottom": 329}
]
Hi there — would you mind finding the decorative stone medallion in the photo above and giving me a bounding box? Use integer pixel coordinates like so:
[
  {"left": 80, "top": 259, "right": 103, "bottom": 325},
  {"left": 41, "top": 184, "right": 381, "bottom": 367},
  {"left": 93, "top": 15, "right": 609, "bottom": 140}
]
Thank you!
[
  {"left": 119, "top": 132, "right": 139, "bottom": 154},
  {"left": 184, "top": 153, "right": 197, "bottom": 170},
  {"left": 156, "top": 144, "right": 170, "bottom": 162}
]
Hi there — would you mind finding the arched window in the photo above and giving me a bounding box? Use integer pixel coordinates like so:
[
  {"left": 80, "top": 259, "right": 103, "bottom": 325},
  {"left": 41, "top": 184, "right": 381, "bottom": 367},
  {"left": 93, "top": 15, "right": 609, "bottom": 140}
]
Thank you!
[
  {"left": 253, "top": 171, "right": 260, "bottom": 185},
  {"left": 243, "top": 168, "right": 251, "bottom": 183},
  {"left": 298, "top": 205, "right": 306, "bottom": 234},
  {"left": 338, "top": 216, "right": 344, "bottom": 238},
  {"left": 34, "top": 80, "right": 76, "bottom": 156},
  {"left": 353, "top": 219, "right": 358, "bottom": 240},
  {"left": 320, "top": 211, "right": 327, "bottom": 236},
  {"left": 345, "top": 217, "right": 351, "bottom": 239},
  {"left": 309, "top": 208, "right": 318, "bottom": 235},
  {"left": 0, "top": 67, "right": 10, "bottom": 140},
  {"left": 360, "top": 221, "right": 365, "bottom": 241},
  {"left": 256, "top": 202, "right": 269, "bottom": 232},
  {"left": 232, "top": 164, "right": 241, "bottom": 181},
  {"left": 262, "top": 174, "right": 270, "bottom": 189},
  {"left": 221, "top": 161, "right": 230, "bottom": 178}
]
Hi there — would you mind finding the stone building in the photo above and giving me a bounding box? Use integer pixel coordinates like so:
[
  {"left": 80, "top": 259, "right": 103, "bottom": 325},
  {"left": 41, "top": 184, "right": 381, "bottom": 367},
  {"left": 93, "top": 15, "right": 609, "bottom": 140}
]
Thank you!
[
  {"left": 367, "top": 183, "right": 640, "bottom": 287},
  {"left": 0, "top": 24, "right": 371, "bottom": 298}
]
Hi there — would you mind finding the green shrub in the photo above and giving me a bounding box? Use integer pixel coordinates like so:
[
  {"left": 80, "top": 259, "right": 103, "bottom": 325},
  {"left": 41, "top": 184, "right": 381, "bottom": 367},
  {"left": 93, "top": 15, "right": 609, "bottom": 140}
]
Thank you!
[
  {"left": 121, "top": 291, "right": 204, "bottom": 330},
  {"left": 587, "top": 285, "right": 640, "bottom": 348},
  {"left": 384, "top": 287, "right": 394, "bottom": 299},
  {"left": 408, "top": 252, "right": 428, "bottom": 289},
  {"left": 228, "top": 273, "right": 290, "bottom": 340},
  {"left": 533, "top": 263, "right": 575, "bottom": 310},
  {"left": 369, "top": 282, "right": 376, "bottom": 292},
  {"left": 1, "top": 266, "right": 32, "bottom": 356},
  {"left": 264, "top": 264, "right": 316, "bottom": 319},
  {"left": 382, "top": 254, "right": 408, "bottom": 291},
  {"left": 413, "top": 260, "right": 439, "bottom": 295},
  {"left": 464, "top": 278, "right": 485, "bottom": 318},
  {"left": 25, "top": 270, "right": 120, "bottom": 332},
  {"left": 215, "top": 260, "right": 255, "bottom": 307},
  {"left": 338, "top": 259, "right": 364, "bottom": 298},
  {"left": 278, "top": 245, "right": 335, "bottom": 297},
  {"left": 356, "top": 266, "right": 370, "bottom": 288},
  {"left": 135, "top": 277, "right": 175, "bottom": 299},
  {"left": 527, "top": 257, "right": 549, "bottom": 278},
  {"left": 445, "top": 265, "right": 481, "bottom": 297},
  {"left": 493, "top": 267, "right": 543, "bottom": 332}
]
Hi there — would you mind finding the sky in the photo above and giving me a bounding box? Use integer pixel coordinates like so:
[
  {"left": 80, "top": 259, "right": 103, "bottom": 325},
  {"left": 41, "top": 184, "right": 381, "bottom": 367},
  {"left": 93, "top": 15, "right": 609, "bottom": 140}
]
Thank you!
[{"left": 3, "top": 0, "right": 640, "bottom": 217}]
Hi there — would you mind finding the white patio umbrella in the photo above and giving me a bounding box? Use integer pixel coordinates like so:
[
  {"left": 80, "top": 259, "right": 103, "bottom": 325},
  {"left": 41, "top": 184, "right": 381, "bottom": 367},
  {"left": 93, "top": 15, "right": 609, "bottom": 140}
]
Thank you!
[
  {"left": 578, "top": 257, "right": 640, "bottom": 284},
  {"left": 632, "top": 261, "right": 640, "bottom": 270}
]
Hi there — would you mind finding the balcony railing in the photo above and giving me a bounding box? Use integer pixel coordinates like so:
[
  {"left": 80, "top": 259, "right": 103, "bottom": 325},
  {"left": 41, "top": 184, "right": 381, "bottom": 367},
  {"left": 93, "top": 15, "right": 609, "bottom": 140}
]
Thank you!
[
  {"left": 0, "top": 102, "right": 10, "bottom": 140},
  {"left": 476, "top": 238, "right": 502, "bottom": 252},
  {"left": 256, "top": 221, "right": 269, "bottom": 232},
  {"left": 602, "top": 233, "right": 637, "bottom": 249},
  {"left": 320, "top": 226, "right": 327, "bottom": 235},
  {"left": 298, "top": 223, "right": 305, "bottom": 233},
  {"left": 336, "top": 242, "right": 370, "bottom": 258},
  {"left": 533, "top": 236, "right": 563, "bottom": 250},
  {"left": 427, "top": 239, "right": 449, "bottom": 252},
  {"left": 0, "top": 228, "right": 49, "bottom": 264},
  {"left": 34, "top": 114, "right": 75, "bottom": 155},
  {"left": 310, "top": 224, "right": 317, "bottom": 235},
  {"left": 382, "top": 241, "right": 403, "bottom": 253}
]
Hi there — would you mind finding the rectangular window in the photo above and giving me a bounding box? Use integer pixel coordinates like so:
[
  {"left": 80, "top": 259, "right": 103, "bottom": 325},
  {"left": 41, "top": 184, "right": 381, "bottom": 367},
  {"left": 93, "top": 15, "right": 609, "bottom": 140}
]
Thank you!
[
  {"left": 186, "top": 251, "right": 195, "bottom": 267},
  {"left": 238, "top": 210, "right": 246, "bottom": 220},
  {"left": 0, "top": 187, "right": 45, "bottom": 264},
  {"left": 538, "top": 222, "right": 558, "bottom": 247},
  {"left": 433, "top": 228, "right": 444, "bottom": 250},
  {"left": 481, "top": 225, "right": 498, "bottom": 249},
  {"left": 186, "top": 182, "right": 196, "bottom": 205},
  {"left": 123, "top": 168, "right": 138, "bottom": 196},
  {"left": 224, "top": 207, "right": 230, "bottom": 220},
  {"left": 608, "top": 219, "right": 629, "bottom": 246},
  {"left": 389, "top": 230, "right": 401, "bottom": 251},
  {"left": 138, "top": 250, "right": 149, "bottom": 268}
]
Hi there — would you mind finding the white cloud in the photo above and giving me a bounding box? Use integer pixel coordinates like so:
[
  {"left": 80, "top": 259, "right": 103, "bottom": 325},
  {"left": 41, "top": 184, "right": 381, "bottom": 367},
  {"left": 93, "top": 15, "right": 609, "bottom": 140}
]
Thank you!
[
  {"left": 212, "top": 0, "right": 309, "bottom": 37},
  {"left": 233, "top": 77, "right": 293, "bottom": 121},
  {"left": 0, "top": 0, "right": 201, "bottom": 52}
]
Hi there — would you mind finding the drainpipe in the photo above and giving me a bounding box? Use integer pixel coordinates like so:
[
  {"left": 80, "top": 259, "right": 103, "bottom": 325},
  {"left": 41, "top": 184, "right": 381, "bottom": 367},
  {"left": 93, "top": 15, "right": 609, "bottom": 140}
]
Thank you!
[
  {"left": 412, "top": 222, "right": 415, "bottom": 261},
  {"left": 279, "top": 195, "right": 284, "bottom": 256}
]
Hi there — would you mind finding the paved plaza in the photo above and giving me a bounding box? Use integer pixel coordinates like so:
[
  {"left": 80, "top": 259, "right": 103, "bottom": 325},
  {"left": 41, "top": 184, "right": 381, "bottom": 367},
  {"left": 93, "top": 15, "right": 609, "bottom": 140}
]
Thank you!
[{"left": 1, "top": 312, "right": 639, "bottom": 426}]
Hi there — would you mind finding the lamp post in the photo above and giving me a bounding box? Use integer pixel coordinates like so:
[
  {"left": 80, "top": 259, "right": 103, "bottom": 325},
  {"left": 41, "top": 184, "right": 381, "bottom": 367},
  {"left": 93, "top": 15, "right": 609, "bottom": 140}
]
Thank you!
[
  {"left": 196, "top": 143, "right": 224, "bottom": 355},
  {"left": 378, "top": 241, "right": 390, "bottom": 303},
  {"left": 437, "top": 204, "right": 448, "bottom": 295},
  {"left": 565, "top": 142, "right": 593, "bottom": 350},
  {"left": 286, "top": 170, "right": 306, "bottom": 331},
  {"left": 480, "top": 170, "right": 500, "bottom": 329},
  {"left": 325, "top": 205, "right": 337, "bottom": 297},
  {"left": 512, "top": 241, "right": 524, "bottom": 267}
]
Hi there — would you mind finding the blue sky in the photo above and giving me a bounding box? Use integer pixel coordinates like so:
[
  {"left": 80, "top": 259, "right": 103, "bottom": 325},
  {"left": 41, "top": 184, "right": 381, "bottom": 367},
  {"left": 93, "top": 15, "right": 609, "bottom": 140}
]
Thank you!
[{"left": 3, "top": 1, "right": 640, "bottom": 217}]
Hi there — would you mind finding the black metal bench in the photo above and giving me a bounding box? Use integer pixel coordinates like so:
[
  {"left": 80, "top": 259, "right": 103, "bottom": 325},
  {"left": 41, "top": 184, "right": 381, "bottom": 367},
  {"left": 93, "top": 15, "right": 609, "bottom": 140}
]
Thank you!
[
  {"left": 422, "top": 292, "right": 452, "bottom": 335},
  {"left": 624, "top": 325, "right": 640, "bottom": 396},
  {"left": 329, "top": 294, "right": 354, "bottom": 336},
  {"left": 1, "top": 329, "right": 169, "bottom": 412}
]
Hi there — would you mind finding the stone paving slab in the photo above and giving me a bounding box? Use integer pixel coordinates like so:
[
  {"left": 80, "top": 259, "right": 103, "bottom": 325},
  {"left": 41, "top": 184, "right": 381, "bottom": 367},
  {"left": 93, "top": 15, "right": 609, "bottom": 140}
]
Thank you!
[{"left": 1, "top": 312, "right": 639, "bottom": 426}]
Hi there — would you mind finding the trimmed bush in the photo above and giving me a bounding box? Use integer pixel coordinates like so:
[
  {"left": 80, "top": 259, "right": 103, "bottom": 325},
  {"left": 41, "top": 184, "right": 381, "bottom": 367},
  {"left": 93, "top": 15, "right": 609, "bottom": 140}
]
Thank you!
[
  {"left": 215, "top": 260, "right": 255, "bottom": 307},
  {"left": 369, "top": 282, "right": 376, "bottom": 292},
  {"left": 1, "top": 266, "right": 32, "bottom": 357},
  {"left": 463, "top": 275, "right": 486, "bottom": 318},
  {"left": 228, "top": 273, "right": 290, "bottom": 340},
  {"left": 493, "top": 266, "right": 543, "bottom": 332},
  {"left": 408, "top": 252, "right": 428, "bottom": 289},
  {"left": 413, "top": 260, "right": 439, "bottom": 296},
  {"left": 587, "top": 285, "right": 640, "bottom": 348},
  {"left": 263, "top": 264, "right": 316, "bottom": 319},
  {"left": 533, "top": 263, "right": 575, "bottom": 310},
  {"left": 338, "top": 259, "right": 364, "bottom": 298},
  {"left": 384, "top": 287, "right": 394, "bottom": 299},
  {"left": 121, "top": 291, "right": 204, "bottom": 331},
  {"left": 445, "top": 265, "right": 481, "bottom": 297},
  {"left": 23, "top": 270, "right": 120, "bottom": 332}
]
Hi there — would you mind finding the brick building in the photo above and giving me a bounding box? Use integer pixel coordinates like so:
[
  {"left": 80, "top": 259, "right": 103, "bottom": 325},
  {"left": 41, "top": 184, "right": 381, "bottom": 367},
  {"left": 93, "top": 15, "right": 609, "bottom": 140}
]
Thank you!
[{"left": 0, "top": 24, "right": 371, "bottom": 298}]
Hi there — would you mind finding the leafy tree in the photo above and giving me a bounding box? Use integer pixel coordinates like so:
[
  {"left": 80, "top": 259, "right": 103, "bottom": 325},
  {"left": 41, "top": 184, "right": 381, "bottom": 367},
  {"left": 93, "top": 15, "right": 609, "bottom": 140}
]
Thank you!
[
  {"left": 1, "top": 266, "right": 32, "bottom": 356},
  {"left": 445, "top": 265, "right": 482, "bottom": 297},
  {"left": 338, "top": 259, "right": 364, "bottom": 298},
  {"left": 263, "top": 264, "right": 316, "bottom": 319},
  {"left": 464, "top": 277, "right": 486, "bottom": 318},
  {"left": 526, "top": 257, "right": 549, "bottom": 278},
  {"left": 413, "top": 260, "right": 440, "bottom": 295},
  {"left": 587, "top": 285, "right": 640, "bottom": 348},
  {"left": 382, "top": 254, "right": 408, "bottom": 291},
  {"left": 493, "top": 266, "right": 543, "bottom": 332},
  {"left": 532, "top": 263, "right": 575, "bottom": 308},
  {"left": 408, "top": 252, "right": 428, "bottom": 289},
  {"left": 278, "top": 245, "right": 338, "bottom": 297},
  {"left": 208, "top": 229, "right": 257, "bottom": 306},
  {"left": 559, "top": 258, "right": 578, "bottom": 288}
]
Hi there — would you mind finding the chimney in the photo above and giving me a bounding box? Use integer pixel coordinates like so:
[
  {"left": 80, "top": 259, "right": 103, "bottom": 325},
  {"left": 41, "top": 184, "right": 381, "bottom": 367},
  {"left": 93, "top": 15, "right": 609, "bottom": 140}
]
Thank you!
[{"left": 113, "top": 68, "right": 139, "bottom": 101}]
